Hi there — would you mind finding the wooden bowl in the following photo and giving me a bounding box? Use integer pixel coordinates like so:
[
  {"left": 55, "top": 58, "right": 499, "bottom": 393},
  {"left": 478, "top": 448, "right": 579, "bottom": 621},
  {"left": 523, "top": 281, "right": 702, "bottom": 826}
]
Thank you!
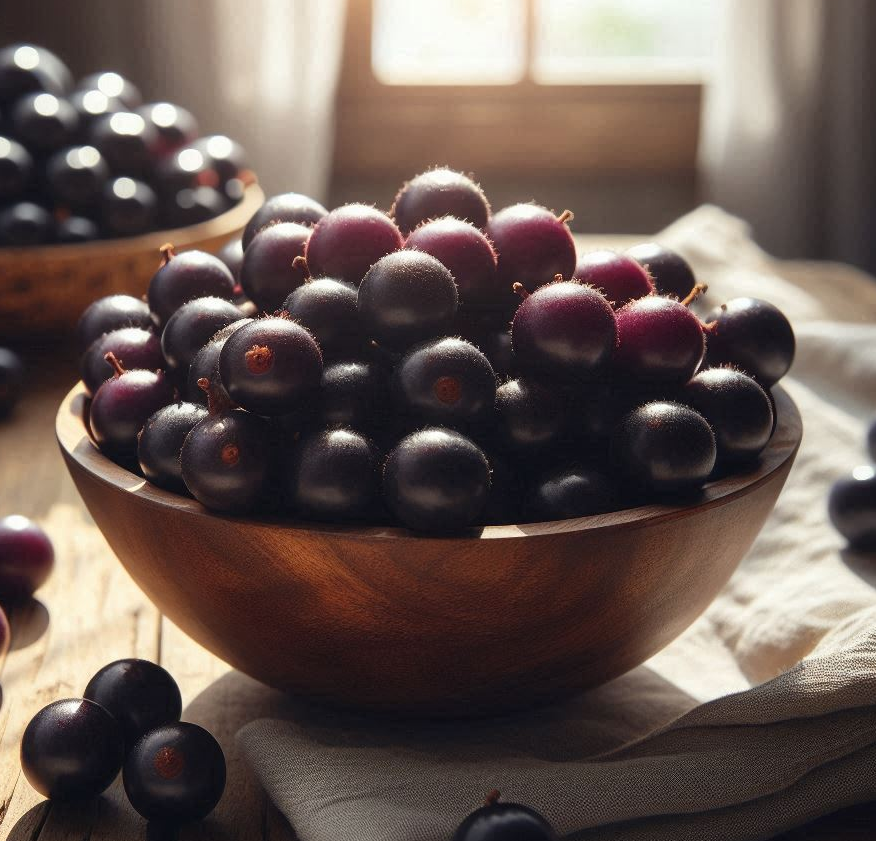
[
  {"left": 57, "top": 383, "right": 802, "bottom": 716},
  {"left": 0, "top": 184, "right": 263, "bottom": 338}
]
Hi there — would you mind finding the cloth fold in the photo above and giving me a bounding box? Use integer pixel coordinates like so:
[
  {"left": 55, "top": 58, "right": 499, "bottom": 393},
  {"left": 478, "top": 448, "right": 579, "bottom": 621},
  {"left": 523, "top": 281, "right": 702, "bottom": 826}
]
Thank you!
[{"left": 236, "top": 207, "right": 876, "bottom": 840}]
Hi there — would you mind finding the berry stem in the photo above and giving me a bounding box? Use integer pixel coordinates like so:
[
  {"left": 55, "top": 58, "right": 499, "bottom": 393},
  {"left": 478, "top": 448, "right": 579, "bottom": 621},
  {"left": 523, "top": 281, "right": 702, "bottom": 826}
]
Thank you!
[
  {"left": 556, "top": 209, "right": 574, "bottom": 225},
  {"left": 159, "top": 243, "right": 176, "bottom": 266},
  {"left": 292, "top": 255, "right": 311, "bottom": 279},
  {"left": 197, "top": 377, "right": 232, "bottom": 415},
  {"left": 104, "top": 352, "right": 125, "bottom": 378},
  {"left": 680, "top": 283, "right": 708, "bottom": 308},
  {"left": 512, "top": 282, "right": 530, "bottom": 300},
  {"left": 485, "top": 789, "right": 501, "bottom": 807}
]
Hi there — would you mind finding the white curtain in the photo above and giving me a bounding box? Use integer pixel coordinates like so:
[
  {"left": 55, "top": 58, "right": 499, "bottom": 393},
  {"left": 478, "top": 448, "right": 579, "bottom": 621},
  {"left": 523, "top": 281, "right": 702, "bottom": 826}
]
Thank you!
[
  {"left": 2, "top": 0, "right": 347, "bottom": 201},
  {"left": 701, "top": 0, "right": 876, "bottom": 273}
]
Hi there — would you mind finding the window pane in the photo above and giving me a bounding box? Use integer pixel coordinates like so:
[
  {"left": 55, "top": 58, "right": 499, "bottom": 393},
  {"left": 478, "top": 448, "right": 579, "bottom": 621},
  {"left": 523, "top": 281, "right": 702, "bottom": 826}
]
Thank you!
[
  {"left": 372, "top": 0, "right": 527, "bottom": 84},
  {"left": 534, "top": 0, "right": 719, "bottom": 83}
]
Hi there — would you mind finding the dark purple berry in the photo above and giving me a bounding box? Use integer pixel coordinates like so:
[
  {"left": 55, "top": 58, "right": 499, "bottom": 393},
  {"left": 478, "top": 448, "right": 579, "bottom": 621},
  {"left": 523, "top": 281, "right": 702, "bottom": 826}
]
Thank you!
[
  {"left": 615, "top": 295, "right": 705, "bottom": 384},
  {"left": 161, "top": 186, "right": 227, "bottom": 228},
  {"left": 383, "top": 427, "right": 490, "bottom": 532},
  {"left": 84, "top": 659, "right": 182, "bottom": 750},
  {"left": 239, "top": 222, "right": 310, "bottom": 311},
  {"left": 0, "top": 347, "right": 24, "bottom": 416},
  {"left": 21, "top": 699, "right": 124, "bottom": 802},
  {"left": 287, "top": 429, "right": 379, "bottom": 521},
  {"left": 495, "top": 378, "right": 566, "bottom": 455},
  {"left": 101, "top": 176, "right": 157, "bottom": 236},
  {"left": 186, "top": 318, "right": 253, "bottom": 405},
  {"left": 487, "top": 204, "right": 576, "bottom": 299},
  {"left": 217, "top": 238, "right": 243, "bottom": 281},
  {"left": 392, "top": 168, "right": 490, "bottom": 235},
  {"left": 0, "top": 135, "right": 32, "bottom": 202},
  {"left": 405, "top": 217, "right": 499, "bottom": 309},
  {"left": 68, "top": 88, "right": 123, "bottom": 132},
  {"left": 90, "top": 111, "right": 158, "bottom": 175},
  {"left": 191, "top": 134, "right": 247, "bottom": 185},
  {"left": 160, "top": 297, "right": 242, "bottom": 372},
  {"left": 11, "top": 93, "right": 79, "bottom": 155},
  {"left": 479, "top": 452, "right": 521, "bottom": 525},
  {"left": 0, "top": 201, "right": 53, "bottom": 246},
  {"left": 305, "top": 203, "right": 403, "bottom": 286},
  {"left": 123, "top": 722, "right": 225, "bottom": 823},
  {"left": 358, "top": 251, "right": 458, "bottom": 351},
  {"left": 138, "top": 402, "right": 209, "bottom": 491},
  {"left": 828, "top": 467, "right": 876, "bottom": 552},
  {"left": 705, "top": 297, "right": 795, "bottom": 387},
  {"left": 573, "top": 250, "right": 654, "bottom": 308},
  {"left": 284, "top": 278, "right": 361, "bottom": 360},
  {"left": 81, "top": 327, "right": 163, "bottom": 396},
  {"left": 137, "top": 102, "right": 198, "bottom": 157},
  {"left": 680, "top": 368, "right": 773, "bottom": 466},
  {"left": 0, "top": 44, "right": 72, "bottom": 107},
  {"left": 511, "top": 280, "right": 617, "bottom": 379},
  {"left": 47, "top": 145, "right": 109, "bottom": 209},
  {"left": 316, "top": 360, "right": 387, "bottom": 431},
  {"left": 152, "top": 145, "right": 216, "bottom": 197},
  {"left": 77, "top": 72, "right": 141, "bottom": 109},
  {"left": 625, "top": 242, "right": 696, "bottom": 300},
  {"left": 56, "top": 215, "right": 99, "bottom": 243},
  {"left": 219, "top": 316, "right": 323, "bottom": 415},
  {"left": 453, "top": 793, "right": 556, "bottom": 841},
  {"left": 393, "top": 337, "right": 495, "bottom": 429},
  {"left": 525, "top": 465, "right": 614, "bottom": 522},
  {"left": 612, "top": 401, "right": 716, "bottom": 494},
  {"left": 147, "top": 245, "right": 236, "bottom": 327},
  {"left": 0, "top": 514, "right": 54, "bottom": 603},
  {"left": 242, "top": 191, "right": 328, "bottom": 249}
]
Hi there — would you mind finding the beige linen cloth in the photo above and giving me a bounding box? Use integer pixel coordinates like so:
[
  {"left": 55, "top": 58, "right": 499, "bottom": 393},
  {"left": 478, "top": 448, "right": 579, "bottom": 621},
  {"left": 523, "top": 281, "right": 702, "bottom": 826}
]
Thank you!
[{"left": 236, "top": 207, "right": 876, "bottom": 841}]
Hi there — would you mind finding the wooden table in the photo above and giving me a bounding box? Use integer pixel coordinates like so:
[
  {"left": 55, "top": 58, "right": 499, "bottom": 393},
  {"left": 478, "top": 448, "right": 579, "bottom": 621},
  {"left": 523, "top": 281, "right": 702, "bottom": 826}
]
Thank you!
[{"left": 1, "top": 243, "right": 875, "bottom": 839}]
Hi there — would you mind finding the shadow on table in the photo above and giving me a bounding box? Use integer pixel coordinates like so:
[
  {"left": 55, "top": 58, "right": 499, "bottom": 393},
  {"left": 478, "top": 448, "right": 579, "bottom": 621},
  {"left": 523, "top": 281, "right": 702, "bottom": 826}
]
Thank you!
[
  {"left": 9, "top": 598, "right": 49, "bottom": 650},
  {"left": 841, "top": 547, "right": 876, "bottom": 588}
]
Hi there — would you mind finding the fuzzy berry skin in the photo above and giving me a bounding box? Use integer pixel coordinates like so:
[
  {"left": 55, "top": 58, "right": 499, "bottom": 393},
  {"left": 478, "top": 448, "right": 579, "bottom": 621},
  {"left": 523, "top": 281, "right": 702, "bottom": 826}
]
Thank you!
[
  {"left": 573, "top": 250, "right": 655, "bottom": 308},
  {"left": 239, "top": 222, "right": 311, "bottom": 312},
  {"left": 76, "top": 294, "right": 152, "bottom": 353},
  {"left": 614, "top": 296, "right": 705, "bottom": 384},
  {"left": 392, "top": 168, "right": 490, "bottom": 235},
  {"left": 511, "top": 281, "right": 617, "bottom": 380},
  {"left": 486, "top": 204, "right": 576, "bottom": 298},
  {"left": 405, "top": 217, "right": 499, "bottom": 310},
  {"left": 305, "top": 203, "right": 403, "bottom": 287},
  {"left": 242, "top": 192, "right": 328, "bottom": 249},
  {"left": 81, "top": 327, "right": 163, "bottom": 397},
  {"left": 147, "top": 248, "right": 235, "bottom": 328},
  {"left": 625, "top": 242, "right": 696, "bottom": 300}
]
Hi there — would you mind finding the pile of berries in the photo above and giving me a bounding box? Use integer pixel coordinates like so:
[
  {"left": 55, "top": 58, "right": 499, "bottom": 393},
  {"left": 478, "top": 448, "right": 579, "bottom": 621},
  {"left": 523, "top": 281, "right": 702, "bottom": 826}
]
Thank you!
[
  {"left": 76, "top": 167, "right": 796, "bottom": 532},
  {"left": 0, "top": 42, "right": 249, "bottom": 246},
  {"left": 21, "top": 658, "right": 226, "bottom": 824}
]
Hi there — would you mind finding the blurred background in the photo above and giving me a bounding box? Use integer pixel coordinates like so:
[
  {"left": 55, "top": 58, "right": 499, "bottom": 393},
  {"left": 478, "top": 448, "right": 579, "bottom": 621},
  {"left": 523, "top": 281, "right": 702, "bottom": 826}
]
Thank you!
[{"left": 2, "top": 0, "right": 874, "bottom": 273}]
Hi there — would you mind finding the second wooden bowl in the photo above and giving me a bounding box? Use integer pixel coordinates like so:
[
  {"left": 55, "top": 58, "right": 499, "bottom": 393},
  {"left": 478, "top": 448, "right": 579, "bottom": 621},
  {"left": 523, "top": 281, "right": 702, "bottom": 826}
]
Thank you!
[{"left": 57, "top": 384, "right": 802, "bottom": 716}]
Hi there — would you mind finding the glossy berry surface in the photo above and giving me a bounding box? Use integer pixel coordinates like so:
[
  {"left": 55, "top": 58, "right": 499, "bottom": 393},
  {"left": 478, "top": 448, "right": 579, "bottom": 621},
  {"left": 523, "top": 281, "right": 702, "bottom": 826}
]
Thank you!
[
  {"left": 46, "top": 145, "right": 108, "bottom": 208},
  {"left": 452, "top": 797, "right": 556, "bottom": 841},
  {"left": 405, "top": 217, "right": 499, "bottom": 310},
  {"left": 681, "top": 367, "right": 773, "bottom": 466},
  {"left": 138, "top": 402, "right": 209, "bottom": 491},
  {"left": 242, "top": 191, "right": 328, "bottom": 249},
  {"left": 137, "top": 102, "right": 198, "bottom": 157},
  {"left": 81, "top": 327, "right": 163, "bottom": 396},
  {"left": 239, "top": 222, "right": 310, "bottom": 311},
  {"left": 181, "top": 408, "right": 271, "bottom": 511},
  {"left": 11, "top": 93, "right": 79, "bottom": 155},
  {"left": 56, "top": 215, "right": 100, "bottom": 243},
  {"left": 186, "top": 318, "right": 252, "bottom": 405},
  {"left": 89, "top": 363, "right": 174, "bottom": 458},
  {"left": 162, "top": 185, "right": 227, "bottom": 228},
  {"left": 217, "top": 237, "right": 243, "bottom": 281},
  {"left": 612, "top": 401, "right": 716, "bottom": 494},
  {"left": 101, "top": 177, "right": 157, "bottom": 236},
  {"left": 0, "top": 201, "right": 53, "bottom": 246},
  {"left": 573, "top": 250, "right": 655, "bottom": 308},
  {"left": 84, "top": 658, "right": 183, "bottom": 750},
  {"left": 392, "top": 167, "right": 490, "bottom": 235},
  {"left": 828, "top": 466, "right": 876, "bottom": 552},
  {"left": 358, "top": 250, "right": 458, "bottom": 351},
  {"left": 486, "top": 204, "right": 576, "bottom": 297},
  {"left": 0, "top": 346, "right": 24, "bottom": 416},
  {"left": 615, "top": 296, "right": 705, "bottom": 384},
  {"left": 705, "top": 297, "right": 795, "bottom": 386},
  {"left": 123, "top": 722, "right": 226, "bottom": 823},
  {"left": 305, "top": 203, "right": 403, "bottom": 286},
  {"left": 152, "top": 145, "right": 216, "bottom": 197},
  {"left": 287, "top": 428, "right": 379, "bottom": 521},
  {"left": 511, "top": 280, "right": 617, "bottom": 379},
  {"left": 77, "top": 71, "right": 142, "bottom": 109},
  {"left": 76, "top": 295, "right": 152, "bottom": 352},
  {"left": 160, "top": 296, "right": 242, "bottom": 371},
  {"left": 384, "top": 427, "right": 490, "bottom": 531},
  {"left": 0, "top": 44, "right": 72, "bottom": 106},
  {"left": 20, "top": 699, "right": 124, "bottom": 802},
  {"left": 219, "top": 317, "right": 323, "bottom": 415},
  {"left": 625, "top": 242, "right": 696, "bottom": 300},
  {"left": 0, "top": 514, "right": 54, "bottom": 603},
  {"left": 393, "top": 337, "right": 496, "bottom": 429},
  {"left": 68, "top": 88, "right": 123, "bottom": 130},
  {"left": 526, "top": 465, "right": 615, "bottom": 522},
  {"left": 191, "top": 134, "right": 247, "bottom": 184},
  {"left": 495, "top": 378, "right": 566, "bottom": 455},
  {"left": 284, "top": 278, "right": 361, "bottom": 360},
  {"left": 316, "top": 361, "right": 387, "bottom": 431},
  {"left": 0, "top": 136, "right": 32, "bottom": 202},
  {"left": 147, "top": 246, "right": 236, "bottom": 327},
  {"left": 90, "top": 111, "right": 158, "bottom": 175}
]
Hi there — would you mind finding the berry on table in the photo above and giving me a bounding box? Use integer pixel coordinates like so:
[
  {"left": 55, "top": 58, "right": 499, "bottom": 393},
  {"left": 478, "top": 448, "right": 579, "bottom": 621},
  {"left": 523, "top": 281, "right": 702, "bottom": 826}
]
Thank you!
[{"left": 0, "top": 514, "right": 54, "bottom": 603}]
